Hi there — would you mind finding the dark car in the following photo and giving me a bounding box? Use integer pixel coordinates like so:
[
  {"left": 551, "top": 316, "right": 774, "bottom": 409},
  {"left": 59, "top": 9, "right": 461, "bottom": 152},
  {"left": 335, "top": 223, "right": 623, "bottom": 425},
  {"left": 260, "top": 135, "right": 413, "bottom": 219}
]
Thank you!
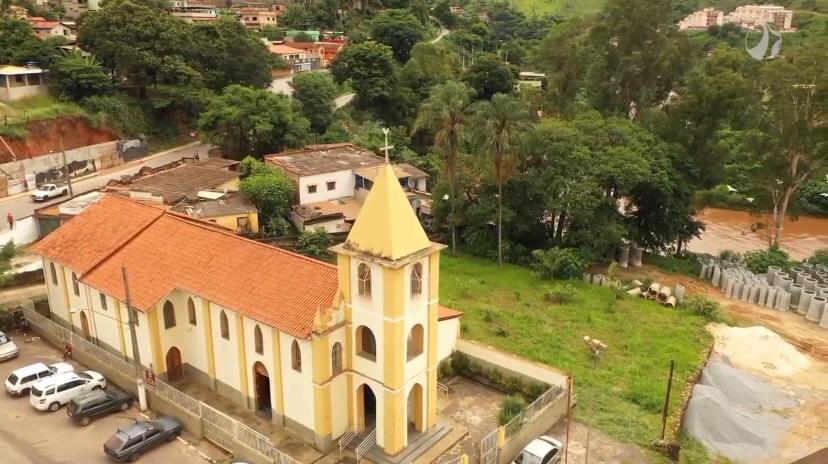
[
  {"left": 103, "top": 416, "right": 182, "bottom": 462},
  {"left": 67, "top": 388, "right": 133, "bottom": 426}
]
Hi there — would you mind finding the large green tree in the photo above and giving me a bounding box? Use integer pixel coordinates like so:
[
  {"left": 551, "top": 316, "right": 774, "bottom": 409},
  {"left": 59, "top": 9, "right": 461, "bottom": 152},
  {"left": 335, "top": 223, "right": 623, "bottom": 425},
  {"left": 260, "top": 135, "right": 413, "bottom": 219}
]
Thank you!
[
  {"left": 399, "top": 42, "right": 458, "bottom": 101},
  {"left": 412, "top": 80, "right": 474, "bottom": 253},
  {"left": 197, "top": 85, "right": 309, "bottom": 158},
  {"left": 49, "top": 51, "right": 114, "bottom": 101},
  {"left": 292, "top": 71, "right": 338, "bottom": 134},
  {"left": 0, "top": 19, "right": 64, "bottom": 66},
  {"left": 369, "top": 8, "right": 426, "bottom": 62},
  {"left": 463, "top": 53, "right": 515, "bottom": 100},
  {"left": 330, "top": 41, "right": 396, "bottom": 106},
  {"left": 238, "top": 157, "right": 295, "bottom": 233},
  {"left": 189, "top": 16, "right": 273, "bottom": 91}
]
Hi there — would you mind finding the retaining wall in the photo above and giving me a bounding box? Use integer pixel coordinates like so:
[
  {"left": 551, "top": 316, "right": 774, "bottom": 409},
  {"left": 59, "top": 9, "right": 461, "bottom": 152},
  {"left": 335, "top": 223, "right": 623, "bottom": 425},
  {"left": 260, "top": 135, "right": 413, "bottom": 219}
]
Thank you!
[{"left": 497, "top": 393, "right": 569, "bottom": 464}]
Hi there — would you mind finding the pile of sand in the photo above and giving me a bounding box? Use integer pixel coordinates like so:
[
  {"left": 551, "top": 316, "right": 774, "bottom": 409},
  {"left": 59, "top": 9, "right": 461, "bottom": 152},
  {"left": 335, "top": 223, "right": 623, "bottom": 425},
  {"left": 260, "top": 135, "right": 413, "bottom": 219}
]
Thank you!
[{"left": 708, "top": 324, "right": 811, "bottom": 378}]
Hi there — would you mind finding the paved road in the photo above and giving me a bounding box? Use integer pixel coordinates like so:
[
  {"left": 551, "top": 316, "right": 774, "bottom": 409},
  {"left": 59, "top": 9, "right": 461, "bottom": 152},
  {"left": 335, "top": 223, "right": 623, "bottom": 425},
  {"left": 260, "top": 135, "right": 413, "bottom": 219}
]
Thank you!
[
  {"left": 270, "top": 73, "right": 354, "bottom": 108},
  {"left": 0, "top": 142, "right": 210, "bottom": 222},
  {"left": 0, "top": 337, "right": 224, "bottom": 464}
]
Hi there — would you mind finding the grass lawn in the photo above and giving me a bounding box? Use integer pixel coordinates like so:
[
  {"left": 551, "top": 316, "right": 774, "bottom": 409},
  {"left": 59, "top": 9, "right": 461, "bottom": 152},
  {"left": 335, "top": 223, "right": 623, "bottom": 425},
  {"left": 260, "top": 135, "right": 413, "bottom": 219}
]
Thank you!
[
  {"left": 511, "top": 0, "right": 605, "bottom": 17},
  {"left": 440, "top": 254, "right": 713, "bottom": 448},
  {"left": 0, "top": 95, "right": 88, "bottom": 137}
]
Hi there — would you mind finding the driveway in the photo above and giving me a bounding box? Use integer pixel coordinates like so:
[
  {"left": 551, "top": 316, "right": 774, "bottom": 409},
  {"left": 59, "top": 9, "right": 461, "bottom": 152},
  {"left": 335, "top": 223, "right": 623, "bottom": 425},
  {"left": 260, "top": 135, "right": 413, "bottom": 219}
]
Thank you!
[{"left": 0, "top": 335, "right": 226, "bottom": 464}]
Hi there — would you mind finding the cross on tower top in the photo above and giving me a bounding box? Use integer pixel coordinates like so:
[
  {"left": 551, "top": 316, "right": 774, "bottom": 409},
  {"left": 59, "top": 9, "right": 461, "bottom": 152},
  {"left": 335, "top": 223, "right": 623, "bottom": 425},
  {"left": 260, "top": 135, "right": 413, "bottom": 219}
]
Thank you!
[{"left": 381, "top": 127, "right": 394, "bottom": 164}]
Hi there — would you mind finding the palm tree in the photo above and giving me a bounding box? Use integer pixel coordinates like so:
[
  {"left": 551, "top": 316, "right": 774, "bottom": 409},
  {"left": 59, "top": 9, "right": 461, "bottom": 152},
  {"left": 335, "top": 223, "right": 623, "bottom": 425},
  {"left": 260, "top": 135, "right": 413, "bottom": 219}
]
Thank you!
[
  {"left": 412, "top": 80, "right": 473, "bottom": 253},
  {"left": 471, "top": 93, "right": 529, "bottom": 265}
]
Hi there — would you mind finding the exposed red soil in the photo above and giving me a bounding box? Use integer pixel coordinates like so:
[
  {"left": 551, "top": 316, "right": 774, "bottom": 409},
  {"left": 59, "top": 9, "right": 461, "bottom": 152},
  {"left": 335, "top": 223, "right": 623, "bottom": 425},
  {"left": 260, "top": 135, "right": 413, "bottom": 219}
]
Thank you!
[{"left": 0, "top": 116, "right": 117, "bottom": 162}]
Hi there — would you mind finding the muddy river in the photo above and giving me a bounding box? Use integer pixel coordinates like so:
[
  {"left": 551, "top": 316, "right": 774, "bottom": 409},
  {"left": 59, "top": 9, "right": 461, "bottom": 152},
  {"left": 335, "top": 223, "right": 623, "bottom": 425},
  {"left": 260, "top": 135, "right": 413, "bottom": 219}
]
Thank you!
[{"left": 687, "top": 208, "right": 828, "bottom": 260}]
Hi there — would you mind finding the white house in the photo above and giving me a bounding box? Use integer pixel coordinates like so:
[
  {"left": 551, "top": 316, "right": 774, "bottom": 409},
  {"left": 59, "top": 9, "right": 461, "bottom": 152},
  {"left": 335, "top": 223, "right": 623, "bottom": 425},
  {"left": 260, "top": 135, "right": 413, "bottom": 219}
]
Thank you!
[{"left": 0, "top": 65, "right": 48, "bottom": 102}]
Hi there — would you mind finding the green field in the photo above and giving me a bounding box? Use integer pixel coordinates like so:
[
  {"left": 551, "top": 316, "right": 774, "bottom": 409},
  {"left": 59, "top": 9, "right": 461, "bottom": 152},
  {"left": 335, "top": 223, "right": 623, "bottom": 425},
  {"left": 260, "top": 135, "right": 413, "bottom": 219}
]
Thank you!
[
  {"left": 510, "top": 0, "right": 605, "bottom": 17},
  {"left": 440, "top": 254, "right": 713, "bottom": 448}
]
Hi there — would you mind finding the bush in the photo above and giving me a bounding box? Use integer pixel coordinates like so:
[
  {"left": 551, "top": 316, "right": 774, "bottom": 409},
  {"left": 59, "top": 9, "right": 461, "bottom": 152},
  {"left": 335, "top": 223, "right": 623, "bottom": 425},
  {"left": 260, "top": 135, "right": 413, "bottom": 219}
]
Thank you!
[
  {"left": 806, "top": 248, "right": 828, "bottom": 267},
  {"left": 531, "top": 247, "right": 587, "bottom": 280},
  {"left": 543, "top": 283, "right": 576, "bottom": 304},
  {"left": 82, "top": 95, "right": 148, "bottom": 137},
  {"left": 296, "top": 228, "right": 332, "bottom": 258},
  {"left": 742, "top": 246, "right": 791, "bottom": 274},
  {"left": 683, "top": 295, "right": 720, "bottom": 320},
  {"left": 498, "top": 394, "right": 528, "bottom": 425}
]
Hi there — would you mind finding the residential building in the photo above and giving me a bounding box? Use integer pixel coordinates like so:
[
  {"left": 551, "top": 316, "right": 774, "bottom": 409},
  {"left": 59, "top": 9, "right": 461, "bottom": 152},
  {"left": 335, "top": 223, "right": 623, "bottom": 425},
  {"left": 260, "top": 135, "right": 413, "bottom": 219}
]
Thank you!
[
  {"left": 32, "top": 160, "right": 461, "bottom": 456},
  {"left": 172, "top": 191, "right": 260, "bottom": 235},
  {"left": 678, "top": 8, "right": 724, "bottom": 30},
  {"left": 169, "top": 5, "right": 219, "bottom": 23},
  {"left": 61, "top": 0, "right": 100, "bottom": 20},
  {"left": 288, "top": 41, "right": 344, "bottom": 67},
  {"left": 265, "top": 143, "right": 429, "bottom": 233},
  {"left": 34, "top": 191, "right": 104, "bottom": 238},
  {"left": 285, "top": 30, "right": 321, "bottom": 42},
  {"left": 725, "top": 4, "right": 793, "bottom": 30},
  {"left": 268, "top": 43, "right": 321, "bottom": 74},
  {"left": 28, "top": 17, "right": 76, "bottom": 41},
  {"left": 8, "top": 5, "right": 28, "bottom": 19},
  {"left": 0, "top": 65, "right": 48, "bottom": 102},
  {"left": 239, "top": 6, "right": 279, "bottom": 29}
]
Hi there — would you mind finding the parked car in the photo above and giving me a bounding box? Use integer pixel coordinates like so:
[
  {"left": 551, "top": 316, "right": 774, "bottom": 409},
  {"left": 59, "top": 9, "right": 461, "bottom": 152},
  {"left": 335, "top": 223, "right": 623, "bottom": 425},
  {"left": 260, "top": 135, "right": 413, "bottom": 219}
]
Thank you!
[
  {"left": 30, "top": 371, "right": 107, "bottom": 412},
  {"left": 510, "top": 436, "right": 563, "bottom": 464},
  {"left": 30, "top": 183, "right": 69, "bottom": 202},
  {"left": 103, "top": 416, "right": 182, "bottom": 462},
  {"left": 68, "top": 388, "right": 133, "bottom": 426},
  {"left": 0, "top": 330, "right": 19, "bottom": 362},
  {"left": 5, "top": 362, "right": 74, "bottom": 396}
]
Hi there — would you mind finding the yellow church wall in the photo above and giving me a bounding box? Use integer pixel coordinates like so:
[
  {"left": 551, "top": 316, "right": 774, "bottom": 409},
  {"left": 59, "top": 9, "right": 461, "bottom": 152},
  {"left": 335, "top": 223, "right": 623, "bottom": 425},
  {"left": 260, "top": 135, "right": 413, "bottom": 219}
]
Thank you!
[
  {"left": 156, "top": 290, "right": 210, "bottom": 383},
  {"left": 86, "top": 287, "right": 122, "bottom": 358},
  {"left": 243, "top": 316, "right": 275, "bottom": 409},
  {"left": 279, "top": 333, "right": 316, "bottom": 433},
  {"left": 351, "top": 305, "right": 386, "bottom": 382},
  {"left": 350, "top": 258, "right": 385, "bottom": 315},
  {"left": 42, "top": 259, "right": 71, "bottom": 328},
  {"left": 210, "top": 303, "right": 244, "bottom": 404}
]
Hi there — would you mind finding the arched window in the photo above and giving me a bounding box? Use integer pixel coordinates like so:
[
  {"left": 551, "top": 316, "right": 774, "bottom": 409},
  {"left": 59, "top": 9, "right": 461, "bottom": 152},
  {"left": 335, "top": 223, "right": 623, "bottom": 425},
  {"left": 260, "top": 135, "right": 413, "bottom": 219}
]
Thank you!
[
  {"left": 356, "top": 326, "right": 376, "bottom": 360},
  {"left": 220, "top": 311, "right": 229, "bottom": 339},
  {"left": 357, "top": 263, "right": 372, "bottom": 297},
  {"left": 163, "top": 301, "right": 176, "bottom": 329},
  {"left": 411, "top": 263, "right": 423, "bottom": 296},
  {"left": 254, "top": 325, "right": 263, "bottom": 355},
  {"left": 291, "top": 340, "right": 302, "bottom": 371},
  {"left": 331, "top": 342, "right": 343, "bottom": 374},
  {"left": 71, "top": 272, "right": 80, "bottom": 297},
  {"left": 50, "top": 263, "right": 57, "bottom": 286},
  {"left": 187, "top": 298, "right": 197, "bottom": 325},
  {"left": 407, "top": 324, "right": 424, "bottom": 360}
]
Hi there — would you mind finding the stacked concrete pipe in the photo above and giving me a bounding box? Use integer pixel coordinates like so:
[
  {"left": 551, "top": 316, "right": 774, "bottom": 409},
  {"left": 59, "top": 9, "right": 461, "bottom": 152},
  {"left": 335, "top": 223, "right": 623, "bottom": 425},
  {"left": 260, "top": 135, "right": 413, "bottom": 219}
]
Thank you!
[
  {"left": 617, "top": 244, "right": 630, "bottom": 268},
  {"left": 629, "top": 246, "right": 643, "bottom": 267},
  {"left": 799, "top": 290, "right": 815, "bottom": 315},
  {"left": 806, "top": 297, "right": 826, "bottom": 322}
]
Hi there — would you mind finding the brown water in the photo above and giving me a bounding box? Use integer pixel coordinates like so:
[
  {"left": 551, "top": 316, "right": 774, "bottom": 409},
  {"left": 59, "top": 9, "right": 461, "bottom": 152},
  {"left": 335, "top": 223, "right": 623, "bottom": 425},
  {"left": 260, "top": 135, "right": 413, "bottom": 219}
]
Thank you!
[{"left": 687, "top": 208, "right": 828, "bottom": 260}]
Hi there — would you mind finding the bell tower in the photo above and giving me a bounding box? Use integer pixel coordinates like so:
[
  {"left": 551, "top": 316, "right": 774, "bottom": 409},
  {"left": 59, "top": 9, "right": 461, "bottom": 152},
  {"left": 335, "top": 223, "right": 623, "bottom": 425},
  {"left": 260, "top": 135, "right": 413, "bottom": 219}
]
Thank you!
[{"left": 331, "top": 155, "right": 444, "bottom": 455}]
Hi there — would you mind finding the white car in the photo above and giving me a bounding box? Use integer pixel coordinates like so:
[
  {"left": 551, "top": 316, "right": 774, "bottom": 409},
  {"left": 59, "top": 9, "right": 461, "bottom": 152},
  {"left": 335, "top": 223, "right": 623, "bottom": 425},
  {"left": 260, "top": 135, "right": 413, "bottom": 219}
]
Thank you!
[
  {"left": 29, "top": 371, "right": 107, "bottom": 412},
  {"left": 0, "top": 330, "right": 19, "bottom": 362},
  {"left": 5, "top": 362, "right": 74, "bottom": 396},
  {"left": 30, "top": 183, "right": 69, "bottom": 202},
  {"left": 511, "top": 436, "right": 563, "bottom": 464}
]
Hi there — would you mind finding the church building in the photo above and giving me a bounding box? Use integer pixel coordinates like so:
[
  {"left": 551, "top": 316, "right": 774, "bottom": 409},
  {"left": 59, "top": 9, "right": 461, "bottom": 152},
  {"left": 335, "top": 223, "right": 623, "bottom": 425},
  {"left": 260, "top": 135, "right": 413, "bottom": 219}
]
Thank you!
[{"left": 31, "top": 160, "right": 461, "bottom": 456}]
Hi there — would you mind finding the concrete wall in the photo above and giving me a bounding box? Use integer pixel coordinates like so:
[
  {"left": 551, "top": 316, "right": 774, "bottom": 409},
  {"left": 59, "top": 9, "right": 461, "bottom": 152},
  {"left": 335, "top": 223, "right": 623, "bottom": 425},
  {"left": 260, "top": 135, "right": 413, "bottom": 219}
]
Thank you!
[
  {"left": 497, "top": 393, "right": 569, "bottom": 464},
  {"left": 0, "top": 216, "right": 38, "bottom": 247},
  {"left": 437, "top": 318, "right": 459, "bottom": 362},
  {"left": 0, "top": 140, "right": 118, "bottom": 183},
  {"left": 212, "top": 212, "right": 260, "bottom": 234},
  {"left": 298, "top": 170, "right": 354, "bottom": 205}
]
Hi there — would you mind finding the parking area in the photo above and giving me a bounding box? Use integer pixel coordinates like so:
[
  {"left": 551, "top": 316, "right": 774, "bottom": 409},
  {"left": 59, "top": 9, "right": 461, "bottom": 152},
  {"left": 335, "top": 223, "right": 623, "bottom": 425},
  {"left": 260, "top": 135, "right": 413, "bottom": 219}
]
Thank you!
[{"left": 0, "top": 333, "right": 228, "bottom": 464}]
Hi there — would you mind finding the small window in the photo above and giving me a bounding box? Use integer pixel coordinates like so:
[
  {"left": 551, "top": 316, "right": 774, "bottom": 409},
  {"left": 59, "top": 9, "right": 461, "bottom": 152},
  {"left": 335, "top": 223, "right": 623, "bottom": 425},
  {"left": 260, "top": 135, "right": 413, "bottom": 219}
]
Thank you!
[
  {"left": 99, "top": 293, "right": 107, "bottom": 310},
  {"left": 220, "top": 311, "right": 229, "bottom": 339},
  {"left": 254, "top": 325, "right": 263, "bottom": 355},
  {"left": 407, "top": 324, "right": 424, "bottom": 360},
  {"left": 307, "top": 184, "right": 317, "bottom": 194},
  {"left": 356, "top": 326, "right": 376, "bottom": 359},
  {"left": 411, "top": 263, "right": 423, "bottom": 296},
  {"left": 163, "top": 301, "right": 176, "bottom": 329},
  {"left": 187, "top": 298, "right": 197, "bottom": 325},
  {"left": 331, "top": 342, "right": 343, "bottom": 374},
  {"left": 291, "top": 340, "right": 301, "bottom": 371},
  {"left": 357, "top": 263, "right": 371, "bottom": 297},
  {"left": 21, "top": 374, "right": 37, "bottom": 384},
  {"left": 50, "top": 263, "right": 57, "bottom": 285},
  {"left": 72, "top": 272, "right": 80, "bottom": 297},
  {"left": 327, "top": 181, "right": 336, "bottom": 191}
]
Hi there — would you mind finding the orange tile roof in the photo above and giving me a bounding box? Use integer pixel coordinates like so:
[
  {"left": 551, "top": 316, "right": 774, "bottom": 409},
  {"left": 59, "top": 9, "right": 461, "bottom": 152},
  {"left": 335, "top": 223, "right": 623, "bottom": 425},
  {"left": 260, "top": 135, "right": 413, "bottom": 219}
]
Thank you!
[
  {"left": 32, "top": 195, "right": 338, "bottom": 338},
  {"left": 438, "top": 305, "right": 463, "bottom": 321}
]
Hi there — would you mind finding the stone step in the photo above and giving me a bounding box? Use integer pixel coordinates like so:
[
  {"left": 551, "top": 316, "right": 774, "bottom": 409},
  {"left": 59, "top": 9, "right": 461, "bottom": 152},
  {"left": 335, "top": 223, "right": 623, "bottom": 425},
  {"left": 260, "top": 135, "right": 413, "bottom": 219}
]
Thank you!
[{"left": 363, "top": 424, "right": 453, "bottom": 464}]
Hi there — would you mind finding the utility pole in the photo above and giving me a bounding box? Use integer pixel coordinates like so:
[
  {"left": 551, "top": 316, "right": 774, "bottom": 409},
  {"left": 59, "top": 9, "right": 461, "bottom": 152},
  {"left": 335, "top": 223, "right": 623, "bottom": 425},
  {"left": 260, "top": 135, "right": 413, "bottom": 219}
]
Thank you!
[
  {"left": 60, "top": 137, "right": 74, "bottom": 198},
  {"left": 564, "top": 374, "right": 573, "bottom": 464},
  {"left": 122, "top": 267, "right": 147, "bottom": 411},
  {"left": 660, "top": 360, "right": 675, "bottom": 440}
]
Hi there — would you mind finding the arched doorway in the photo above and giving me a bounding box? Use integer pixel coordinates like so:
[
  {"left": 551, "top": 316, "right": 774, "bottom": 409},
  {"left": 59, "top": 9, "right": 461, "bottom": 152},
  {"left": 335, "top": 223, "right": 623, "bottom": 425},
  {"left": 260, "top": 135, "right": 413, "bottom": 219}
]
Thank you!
[
  {"left": 407, "top": 383, "right": 424, "bottom": 435},
  {"left": 79, "top": 311, "right": 91, "bottom": 340},
  {"left": 253, "top": 362, "right": 271, "bottom": 416},
  {"left": 357, "top": 384, "right": 377, "bottom": 429},
  {"left": 165, "top": 347, "right": 183, "bottom": 382}
]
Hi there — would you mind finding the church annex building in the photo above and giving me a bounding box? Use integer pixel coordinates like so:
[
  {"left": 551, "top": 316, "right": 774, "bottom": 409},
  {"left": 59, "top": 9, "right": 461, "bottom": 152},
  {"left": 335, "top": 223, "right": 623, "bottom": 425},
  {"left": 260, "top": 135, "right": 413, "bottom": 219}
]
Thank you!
[{"left": 31, "top": 162, "right": 462, "bottom": 456}]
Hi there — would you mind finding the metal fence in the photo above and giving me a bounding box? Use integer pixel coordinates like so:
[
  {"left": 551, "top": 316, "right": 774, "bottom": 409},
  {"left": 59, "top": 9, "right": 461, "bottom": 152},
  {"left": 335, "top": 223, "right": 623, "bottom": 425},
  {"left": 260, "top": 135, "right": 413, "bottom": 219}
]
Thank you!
[
  {"left": 503, "top": 384, "right": 566, "bottom": 438},
  {"left": 479, "top": 429, "right": 499, "bottom": 464},
  {"left": 22, "top": 307, "right": 301, "bottom": 464}
]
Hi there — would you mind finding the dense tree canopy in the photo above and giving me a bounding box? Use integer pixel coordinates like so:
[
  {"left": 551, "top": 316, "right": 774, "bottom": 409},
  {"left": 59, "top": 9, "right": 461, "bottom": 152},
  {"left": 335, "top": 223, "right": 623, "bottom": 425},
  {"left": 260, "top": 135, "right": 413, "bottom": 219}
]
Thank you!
[
  {"left": 189, "top": 17, "right": 273, "bottom": 91},
  {"left": 49, "top": 51, "right": 114, "bottom": 101},
  {"left": 463, "top": 53, "right": 515, "bottom": 100},
  {"left": 330, "top": 41, "right": 397, "bottom": 106},
  {"left": 369, "top": 8, "right": 426, "bottom": 62},
  {"left": 292, "top": 71, "right": 338, "bottom": 134}
]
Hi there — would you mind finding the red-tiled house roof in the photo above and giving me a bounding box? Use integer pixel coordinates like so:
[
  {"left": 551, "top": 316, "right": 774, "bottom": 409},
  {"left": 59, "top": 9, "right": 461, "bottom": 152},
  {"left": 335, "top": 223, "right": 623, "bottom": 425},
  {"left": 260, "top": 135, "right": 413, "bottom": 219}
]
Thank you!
[
  {"left": 32, "top": 195, "right": 338, "bottom": 338},
  {"left": 438, "top": 305, "right": 463, "bottom": 321}
]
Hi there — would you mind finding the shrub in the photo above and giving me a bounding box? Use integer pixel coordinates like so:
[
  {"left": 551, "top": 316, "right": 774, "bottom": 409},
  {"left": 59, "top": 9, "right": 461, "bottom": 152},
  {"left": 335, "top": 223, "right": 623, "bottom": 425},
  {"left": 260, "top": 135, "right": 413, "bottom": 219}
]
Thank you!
[
  {"left": 438, "top": 358, "right": 454, "bottom": 380},
  {"left": 450, "top": 351, "right": 472, "bottom": 376},
  {"left": 718, "top": 249, "right": 741, "bottom": 263},
  {"left": 742, "top": 246, "right": 791, "bottom": 274},
  {"left": 683, "top": 295, "right": 720, "bottom": 320},
  {"left": 543, "top": 283, "right": 576, "bottom": 304},
  {"left": 531, "top": 247, "right": 587, "bottom": 280},
  {"left": 296, "top": 228, "right": 332, "bottom": 258},
  {"left": 806, "top": 249, "right": 828, "bottom": 267},
  {"left": 498, "top": 394, "right": 528, "bottom": 425}
]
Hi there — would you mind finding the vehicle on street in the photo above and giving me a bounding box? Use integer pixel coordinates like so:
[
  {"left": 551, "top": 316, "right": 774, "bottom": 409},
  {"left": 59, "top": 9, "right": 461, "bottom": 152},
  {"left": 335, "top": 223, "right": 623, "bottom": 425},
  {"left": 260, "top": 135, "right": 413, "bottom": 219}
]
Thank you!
[
  {"left": 103, "top": 416, "right": 183, "bottom": 462},
  {"left": 510, "top": 435, "right": 563, "bottom": 464},
  {"left": 5, "top": 362, "right": 74, "bottom": 396},
  {"left": 31, "top": 183, "right": 69, "bottom": 202},
  {"left": 30, "top": 370, "right": 107, "bottom": 412},
  {"left": 0, "top": 330, "right": 19, "bottom": 362},
  {"left": 68, "top": 388, "right": 133, "bottom": 426}
]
